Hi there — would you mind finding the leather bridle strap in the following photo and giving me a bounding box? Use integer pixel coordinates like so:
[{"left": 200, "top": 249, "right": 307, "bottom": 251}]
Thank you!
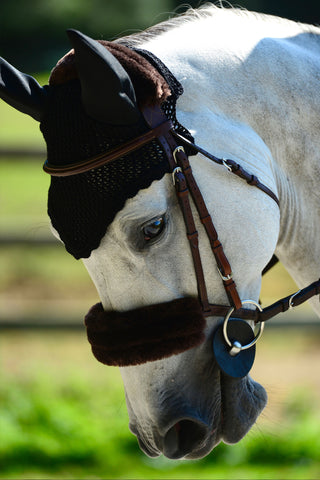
[
  {"left": 256, "top": 279, "right": 320, "bottom": 323},
  {"left": 173, "top": 169, "right": 211, "bottom": 312},
  {"left": 43, "top": 119, "right": 173, "bottom": 176},
  {"left": 43, "top": 102, "right": 320, "bottom": 330},
  {"left": 168, "top": 134, "right": 320, "bottom": 322},
  {"left": 142, "top": 107, "right": 320, "bottom": 323},
  {"left": 206, "top": 279, "right": 320, "bottom": 323},
  {"left": 171, "top": 146, "right": 242, "bottom": 310},
  {"left": 172, "top": 131, "right": 280, "bottom": 207},
  {"left": 142, "top": 105, "right": 242, "bottom": 311}
]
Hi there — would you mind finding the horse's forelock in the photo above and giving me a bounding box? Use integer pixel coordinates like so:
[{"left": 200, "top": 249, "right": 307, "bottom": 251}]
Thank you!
[{"left": 49, "top": 41, "right": 171, "bottom": 108}]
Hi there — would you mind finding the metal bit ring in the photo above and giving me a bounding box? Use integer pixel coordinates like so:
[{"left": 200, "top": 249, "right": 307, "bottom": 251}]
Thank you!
[{"left": 222, "top": 300, "right": 264, "bottom": 351}]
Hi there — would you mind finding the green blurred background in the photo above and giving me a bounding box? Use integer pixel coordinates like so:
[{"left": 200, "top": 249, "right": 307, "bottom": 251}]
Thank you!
[
  {"left": 1, "top": 1, "right": 320, "bottom": 478},
  {"left": 1, "top": 0, "right": 320, "bottom": 72}
]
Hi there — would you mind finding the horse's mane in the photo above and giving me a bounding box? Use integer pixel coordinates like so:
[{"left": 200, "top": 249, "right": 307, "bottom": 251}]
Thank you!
[
  {"left": 49, "top": 3, "right": 319, "bottom": 107},
  {"left": 115, "top": 3, "right": 223, "bottom": 47},
  {"left": 116, "top": 3, "right": 318, "bottom": 47}
]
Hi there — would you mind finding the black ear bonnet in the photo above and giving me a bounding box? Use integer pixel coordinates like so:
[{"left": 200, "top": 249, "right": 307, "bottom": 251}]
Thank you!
[
  {"left": 0, "top": 30, "right": 193, "bottom": 259},
  {"left": 41, "top": 34, "right": 193, "bottom": 259},
  {"left": 42, "top": 77, "right": 172, "bottom": 259}
]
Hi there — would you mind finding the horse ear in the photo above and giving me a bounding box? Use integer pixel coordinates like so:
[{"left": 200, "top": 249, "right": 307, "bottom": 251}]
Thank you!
[
  {"left": 0, "top": 57, "right": 47, "bottom": 122},
  {"left": 67, "top": 29, "right": 141, "bottom": 125}
]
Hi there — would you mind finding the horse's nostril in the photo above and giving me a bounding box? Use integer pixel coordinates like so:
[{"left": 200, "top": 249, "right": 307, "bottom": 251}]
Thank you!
[{"left": 163, "top": 419, "right": 209, "bottom": 459}]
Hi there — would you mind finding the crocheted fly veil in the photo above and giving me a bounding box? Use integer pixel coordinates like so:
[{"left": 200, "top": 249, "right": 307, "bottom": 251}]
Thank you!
[
  {"left": 0, "top": 30, "right": 205, "bottom": 365},
  {"left": 43, "top": 34, "right": 194, "bottom": 259}
]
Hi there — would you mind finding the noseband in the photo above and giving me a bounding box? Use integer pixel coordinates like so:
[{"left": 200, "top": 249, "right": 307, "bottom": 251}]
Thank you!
[{"left": 45, "top": 105, "right": 320, "bottom": 372}]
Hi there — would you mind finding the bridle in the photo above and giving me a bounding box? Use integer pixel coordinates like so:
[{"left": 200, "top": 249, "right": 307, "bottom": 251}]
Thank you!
[{"left": 44, "top": 104, "right": 320, "bottom": 370}]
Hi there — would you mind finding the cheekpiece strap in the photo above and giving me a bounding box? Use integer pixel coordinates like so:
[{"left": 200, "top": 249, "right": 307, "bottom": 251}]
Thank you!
[{"left": 142, "top": 104, "right": 243, "bottom": 312}]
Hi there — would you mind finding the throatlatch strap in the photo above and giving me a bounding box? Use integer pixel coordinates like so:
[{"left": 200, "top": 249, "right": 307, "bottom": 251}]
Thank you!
[{"left": 172, "top": 131, "right": 280, "bottom": 207}]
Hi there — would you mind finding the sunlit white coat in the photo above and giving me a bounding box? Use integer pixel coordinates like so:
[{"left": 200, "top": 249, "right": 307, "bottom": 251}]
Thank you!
[{"left": 80, "top": 7, "right": 320, "bottom": 458}]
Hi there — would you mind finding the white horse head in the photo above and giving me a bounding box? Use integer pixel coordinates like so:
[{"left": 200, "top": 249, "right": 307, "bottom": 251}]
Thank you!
[{"left": 1, "top": 5, "right": 320, "bottom": 459}]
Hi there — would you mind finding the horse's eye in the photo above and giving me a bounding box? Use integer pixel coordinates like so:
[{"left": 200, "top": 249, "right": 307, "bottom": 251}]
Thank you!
[{"left": 142, "top": 217, "right": 165, "bottom": 242}]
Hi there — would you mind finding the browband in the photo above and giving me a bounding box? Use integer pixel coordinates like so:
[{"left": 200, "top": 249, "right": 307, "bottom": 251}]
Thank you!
[
  {"left": 42, "top": 110, "right": 279, "bottom": 209},
  {"left": 43, "top": 119, "right": 173, "bottom": 176}
]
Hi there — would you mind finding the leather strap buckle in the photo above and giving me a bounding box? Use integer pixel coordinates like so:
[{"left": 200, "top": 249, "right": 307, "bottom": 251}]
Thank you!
[
  {"left": 173, "top": 145, "right": 185, "bottom": 163},
  {"left": 172, "top": 166, "right": 182, "bottom": 185},
  {"left": 218, "top": 268, "right": 233, "bottom": 282}
]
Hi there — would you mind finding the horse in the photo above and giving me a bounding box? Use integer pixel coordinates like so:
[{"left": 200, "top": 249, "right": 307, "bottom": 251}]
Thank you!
[{"left": 1, "top": 4, "right": 320, "bottom": 460}]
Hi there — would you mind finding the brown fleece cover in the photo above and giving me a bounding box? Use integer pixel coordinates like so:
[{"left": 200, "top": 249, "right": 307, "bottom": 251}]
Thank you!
[
  {"left": 84, "top": 297, "right": 206, "bottom": 366},
  {"left": 49, "top": 41, "right": 171, "bottom": 108}
]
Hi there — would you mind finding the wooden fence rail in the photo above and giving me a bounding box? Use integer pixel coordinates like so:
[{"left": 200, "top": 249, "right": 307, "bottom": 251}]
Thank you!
[
  {"left": 0, "top": 235, "right": 58, "bottom": 246},
  {"left": 0, "top": 147, "right": 45, "bottom": 158}
]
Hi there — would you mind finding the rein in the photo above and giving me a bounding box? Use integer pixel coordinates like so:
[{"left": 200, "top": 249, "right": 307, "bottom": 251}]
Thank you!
[{"left": 44, "top": 104, "right": 320, "bottom": 370}]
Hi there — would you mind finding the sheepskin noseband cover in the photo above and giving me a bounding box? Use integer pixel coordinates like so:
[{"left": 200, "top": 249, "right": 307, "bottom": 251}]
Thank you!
[{"left": 85, "top": 297, "right": 206, "bottom": 366}]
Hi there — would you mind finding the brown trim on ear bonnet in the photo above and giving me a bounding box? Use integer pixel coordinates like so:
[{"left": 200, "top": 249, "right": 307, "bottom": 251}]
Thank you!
[
  {"left": 49, "top": 41, "right": 171, "bottom": 108},
  {"left": 84, "top": 297, "right": 206, "bottom": 366}
]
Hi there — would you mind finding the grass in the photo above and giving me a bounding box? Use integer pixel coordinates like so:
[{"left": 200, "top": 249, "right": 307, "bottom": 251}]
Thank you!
[{"left": 0, "top": 330, "right": 320, "bottom": 479}]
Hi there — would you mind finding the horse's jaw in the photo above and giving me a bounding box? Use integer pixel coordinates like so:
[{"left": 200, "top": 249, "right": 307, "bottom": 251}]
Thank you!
[
  {"left": 219, "top": 374, "right": 267, "bottom": 445},
  {"left": 120, "top": 343, "right": 267, "bottom": 460}
]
